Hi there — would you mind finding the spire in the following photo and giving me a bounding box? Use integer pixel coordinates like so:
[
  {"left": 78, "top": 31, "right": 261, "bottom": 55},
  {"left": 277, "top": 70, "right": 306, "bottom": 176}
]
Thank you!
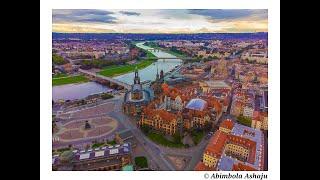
[
  {"left": 134, "top": 66, "right": 140, "bottom": 84},
  {"left": 156, "top": 64, "right": 159, "bottom": 80}
]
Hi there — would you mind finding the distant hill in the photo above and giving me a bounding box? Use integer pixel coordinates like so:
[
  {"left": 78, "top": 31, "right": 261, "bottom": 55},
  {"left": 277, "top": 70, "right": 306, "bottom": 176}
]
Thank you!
[{"left": 52, "top": 32, "right": 267, "bottom": 41}]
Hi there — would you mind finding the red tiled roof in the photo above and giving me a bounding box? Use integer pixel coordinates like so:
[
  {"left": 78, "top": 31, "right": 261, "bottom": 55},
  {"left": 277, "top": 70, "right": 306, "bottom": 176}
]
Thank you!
[
  {"left": 220, "top": 119, "right": 234, "bottom": 130},
  {"left": 194, "top": 162, "right": 215, "bottom": 171},
  {"left": 143, "top": 107, "right": 179, "bottom": 124},
  {"left": 205, "top": 130, "right": 228, "bottom": 156},
  {"left": 232, "top": 163, "right": 257, "bottom": 171}
]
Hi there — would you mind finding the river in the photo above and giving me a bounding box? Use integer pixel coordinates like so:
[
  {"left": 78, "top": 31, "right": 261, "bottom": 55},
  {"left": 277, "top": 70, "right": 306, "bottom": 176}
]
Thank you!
[
  {"left": 52, "top": 82, "right": 112, "bottom": 101},
  {"left": 52, "top": 42, "right": 182, "bottom": 101},
  {"left": 114, "top": 42, "right": 182, "bottom": 84}
]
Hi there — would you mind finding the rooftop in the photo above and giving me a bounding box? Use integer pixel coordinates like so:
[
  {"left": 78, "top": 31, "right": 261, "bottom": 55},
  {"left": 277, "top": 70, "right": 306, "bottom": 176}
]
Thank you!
[
  {"left": 220, "top": 119, "right": 234, "bottom": 130},
  {"left": 186, "top": 98, "right": 208, "bottom": 111},
  {"left": 205, "top": 130, "right": 228, "bottom": 156},
  {"left": 204, "top": 80, "right": 231, "bottom": 89},
  {"left": 53, "top": 143, "right": 131, "bottom": 166}
]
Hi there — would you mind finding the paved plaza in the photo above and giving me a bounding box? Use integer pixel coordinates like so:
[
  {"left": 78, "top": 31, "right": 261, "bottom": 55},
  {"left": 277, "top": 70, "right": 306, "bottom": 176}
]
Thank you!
[
  {"left": 55, "top": 116, "right": 118, "bottom": 142},
  {"left": 53, "top": 101, "right": 127, "bottom": 148}
]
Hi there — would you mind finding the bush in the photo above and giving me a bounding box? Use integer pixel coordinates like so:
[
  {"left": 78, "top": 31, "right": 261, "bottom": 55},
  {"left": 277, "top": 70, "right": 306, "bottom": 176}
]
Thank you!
[
  {"left": 92, "top": 142, "right": 105, "bottom": 148},
  {"left": 107, "top": 140, "right": 116, "bottom": 145},
  {"left": 57, "top": 147, "right": 70, "bottom": 152},
  {"left": 191, "top": 129, "right": 205, "bottom": 145},
  {"left": 134, "top": 156, "right": 148, "bottom": 168},
  {"left": 101, "top": 93, "right": 113, "bottom": 100},
  {"left": 140, "top": 125, "right": 150, "bottom": 134}
]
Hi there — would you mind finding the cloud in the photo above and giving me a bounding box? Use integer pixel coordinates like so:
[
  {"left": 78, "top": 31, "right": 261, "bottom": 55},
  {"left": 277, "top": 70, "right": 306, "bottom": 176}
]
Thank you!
[
  {"left": 52, "top": 9, "right": 117, "bottom": 24},
  {"left": 188, "top": 9, "right": 267, "bottom": 21},
  {"left": 52, "top": 9, "right": 268, "bottom": 33},
  {"left": 119, "top": 11, "right": 141, "bottom": 16}
]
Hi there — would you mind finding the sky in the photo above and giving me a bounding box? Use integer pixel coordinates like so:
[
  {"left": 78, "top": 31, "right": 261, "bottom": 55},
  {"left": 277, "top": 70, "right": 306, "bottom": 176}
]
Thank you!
[{"left": 52, "top": 9, "right": 268, "bottom": 33}]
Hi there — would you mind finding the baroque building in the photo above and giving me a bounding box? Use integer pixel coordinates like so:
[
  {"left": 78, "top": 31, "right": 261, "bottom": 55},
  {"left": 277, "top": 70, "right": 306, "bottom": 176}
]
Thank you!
[{"left": 123, "top": 67, "right": 152, "bottom": 116}]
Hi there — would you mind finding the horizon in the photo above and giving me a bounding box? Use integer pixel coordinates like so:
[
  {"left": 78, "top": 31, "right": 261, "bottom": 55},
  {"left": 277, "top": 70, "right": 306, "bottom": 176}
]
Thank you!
[
  {"left": 53, "top": 9, "right": 268, "bottom": 33},
  {"left": 52, "top": 32, "right": 268, "bottom": 34}
]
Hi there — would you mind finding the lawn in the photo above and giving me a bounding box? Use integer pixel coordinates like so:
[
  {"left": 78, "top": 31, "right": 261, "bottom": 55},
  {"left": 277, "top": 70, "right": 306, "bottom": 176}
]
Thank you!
[
  {"left": 52, "top": 75, "right": 89, "bottom": 86},
  {"left": 164, "top": 49, "right": 188, "bottom": 58},
  {"left": 98, "top": 59, "right": 155, "bottom": 77},
  {"left": 147, "top": 132, "right": 185, "bottom": 148},
  {"left": 52, "top": 73, "right": 67, "bottom": 78},
  {"left": 143, "top": 42, "right": 188, "bottom": 58},
  {"left": 134, "top": 156, "right": 148, "bottom": 168}
]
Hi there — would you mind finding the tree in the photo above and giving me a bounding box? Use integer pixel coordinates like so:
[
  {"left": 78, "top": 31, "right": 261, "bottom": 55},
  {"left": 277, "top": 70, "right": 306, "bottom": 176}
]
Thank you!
[
  {"left": 237, "top": 115, "right": 252, "bottom": 127},
  {"left": 134, "top": 156, "right": 148, "bottom": 168},
  {"left": 140, "top": 125, "right": 150, "bottom": 134},
  {"left": 173, "top": 132, "right": 181, "bottom": 144},
  {"left": 52, "top": 54, "right": 68, "bottom": 65}
]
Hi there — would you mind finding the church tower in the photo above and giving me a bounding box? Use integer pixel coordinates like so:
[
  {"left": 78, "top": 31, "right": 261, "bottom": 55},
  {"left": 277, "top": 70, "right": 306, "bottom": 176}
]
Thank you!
[
  {"left": 134, "top": 66, "right": 140, "bottom": 84},
  {"left": 156, "top": 66, "right": 160, "bottom": 81}
]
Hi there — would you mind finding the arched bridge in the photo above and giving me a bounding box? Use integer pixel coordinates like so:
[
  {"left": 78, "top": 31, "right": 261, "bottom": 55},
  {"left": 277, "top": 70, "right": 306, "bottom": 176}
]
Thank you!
[
  {"left": 140, "top": 57, "right": 198, "bottom": 61},
  {"left": 78, "top": 69, "right": 131, "bottom": 90}
]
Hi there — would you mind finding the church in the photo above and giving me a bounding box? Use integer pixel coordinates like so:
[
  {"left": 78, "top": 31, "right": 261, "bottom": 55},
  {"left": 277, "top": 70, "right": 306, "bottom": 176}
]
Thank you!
[{"left": 123, "top": 67, "right": 153, "bottom": 116}]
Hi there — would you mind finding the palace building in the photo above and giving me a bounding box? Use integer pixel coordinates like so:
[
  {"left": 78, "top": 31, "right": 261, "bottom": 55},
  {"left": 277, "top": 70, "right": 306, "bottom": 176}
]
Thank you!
[
  {"left": 183, "top": 96, "right": 223, "bottom": 129},
  {"left": 123, "top": 67, "right": 152, "bottom": 116},
  {"left": 139, "top": 104, "right": 182, "bottom": 135}
]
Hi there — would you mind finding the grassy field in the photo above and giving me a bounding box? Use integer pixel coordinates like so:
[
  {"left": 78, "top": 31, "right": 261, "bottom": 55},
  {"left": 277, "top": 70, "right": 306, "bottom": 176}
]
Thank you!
[
  {"left": 52, "top": 75, "right": 89, "bottom": 86},
  {"left": 98, "top": 59, "right": 155, "bottom": 77},
  {"left": 52, "top": 73, "right": 67, "bottom": 78},
  {"left": 143, "top": 42, "right": 188, "bottom": 58},
  {"left": 147, "top": 132, "right": 185, "bottom": 148},
  {"left": 164, "top": 49, "right": 188, "bottom": 58}
]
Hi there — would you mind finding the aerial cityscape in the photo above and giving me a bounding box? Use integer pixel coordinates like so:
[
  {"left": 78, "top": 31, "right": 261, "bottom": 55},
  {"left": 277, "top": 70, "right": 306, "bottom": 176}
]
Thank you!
[{"left": 52, "top": 9, "right": 268, "bottom": 171}]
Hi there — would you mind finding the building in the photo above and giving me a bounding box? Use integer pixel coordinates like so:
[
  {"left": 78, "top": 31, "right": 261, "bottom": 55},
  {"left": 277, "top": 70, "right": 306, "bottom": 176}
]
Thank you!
[
  {"left": 151, "top": 69, "right": 164, "bottom": 96},
  {"left": 202, "top": 130, "right": 228, "bottom": 168},
  {"left": 243, "top": 104, "right": 254, "bottom": 118},
  {"left": 123, "top": 67, "right": 152, "bottom": 116},
  {"left": 195, "top": 119, "right": 264, "bottom": 171},
  {"left": 232, "top": 162, "right": 257, "bottom": 171},
  {"left": 183, "top": 97, "right": 222, "bottom": 129},
  {"left": 161, "top": 83, "right": 194, "bottom": 112},
  {"left": 139, "top": 106, "right": 181, "bottom": 135},
  {"left": 219, "top": 119, "right": 234, "bottom": 134},
  {"left": 251, "top": 111, "right": 268, "bottom": 130},
  {"left": 199, "top": 80, "right": 231, "bottom": 93},
  {"left": 52, "top": 143, "right": 132, "bottom": 171},
  {"left": 241, "top": 50, "right": 268, "bottom": 64}
]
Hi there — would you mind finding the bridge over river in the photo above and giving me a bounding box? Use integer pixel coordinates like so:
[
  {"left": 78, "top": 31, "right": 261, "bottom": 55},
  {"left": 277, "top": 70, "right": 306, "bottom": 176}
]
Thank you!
[{"left": 78, "top": 69, "right": 131, "bottom": 90}]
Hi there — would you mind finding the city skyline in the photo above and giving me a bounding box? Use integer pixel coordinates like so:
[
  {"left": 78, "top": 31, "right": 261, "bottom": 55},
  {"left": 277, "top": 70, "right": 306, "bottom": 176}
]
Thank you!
[{"left": 52, "top": 9, "right": 268, "bottom": 33}]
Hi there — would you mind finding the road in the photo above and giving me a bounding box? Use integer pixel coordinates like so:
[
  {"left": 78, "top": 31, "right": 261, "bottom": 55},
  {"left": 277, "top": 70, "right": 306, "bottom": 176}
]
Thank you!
[{"left": 110, "top": 101, "right": 175, "bottom": 170}]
